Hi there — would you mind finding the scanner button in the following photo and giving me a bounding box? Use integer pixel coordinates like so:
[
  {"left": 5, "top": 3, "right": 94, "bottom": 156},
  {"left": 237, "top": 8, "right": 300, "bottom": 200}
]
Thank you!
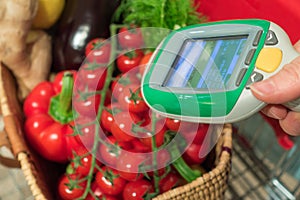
[
  {"left": 265, "top": 30, "right": 278, "bottom": 45},
  {"left": 245, "top": 49, "right": 256, "bottom": 65},
  {"left": 256, "top": 48, "right": 282, "bottom": 73},
  {"left": 253, "top": 30, "right": 263, "bottom": 46},
  {"left": 236, "top": 68, "right": 248, "bottom": 86},
  {"left": 246, "top": 71, "right": 264, "bottom": 89}
]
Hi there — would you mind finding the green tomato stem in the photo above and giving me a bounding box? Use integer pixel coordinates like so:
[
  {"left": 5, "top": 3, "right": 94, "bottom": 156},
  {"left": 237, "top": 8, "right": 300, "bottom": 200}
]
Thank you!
[
  {"left": 80, "top": 24, "right": 120, "bottom": 199},
  {"left": 150, "top": 113, "right": 160, "bottom": 195}
]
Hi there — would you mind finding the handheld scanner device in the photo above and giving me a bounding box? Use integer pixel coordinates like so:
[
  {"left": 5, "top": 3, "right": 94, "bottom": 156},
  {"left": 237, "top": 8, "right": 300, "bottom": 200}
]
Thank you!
[{"left": 141, "top": 19, "right": 300, "bottom": 124}]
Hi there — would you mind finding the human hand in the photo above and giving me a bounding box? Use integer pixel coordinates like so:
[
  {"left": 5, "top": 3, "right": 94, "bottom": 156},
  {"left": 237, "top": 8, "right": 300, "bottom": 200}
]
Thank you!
[{"left": 250, "top": 40, "right": 300, "bottom": 136}]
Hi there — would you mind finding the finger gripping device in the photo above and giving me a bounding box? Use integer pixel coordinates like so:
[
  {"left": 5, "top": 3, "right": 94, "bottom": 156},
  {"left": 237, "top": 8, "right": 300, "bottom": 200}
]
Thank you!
[{"left": 141, "top": 19, "right": 300, "bottom": 123}]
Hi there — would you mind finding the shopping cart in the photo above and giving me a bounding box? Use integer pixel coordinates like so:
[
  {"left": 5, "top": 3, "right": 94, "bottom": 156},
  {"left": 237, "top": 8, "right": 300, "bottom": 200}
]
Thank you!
[{"left": 226, "top": 113, "right": 300, "bottom": 200}]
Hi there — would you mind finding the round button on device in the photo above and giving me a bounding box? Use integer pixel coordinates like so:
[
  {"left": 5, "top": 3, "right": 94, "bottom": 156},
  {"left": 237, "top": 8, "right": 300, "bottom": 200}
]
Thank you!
[{"left": 255, "top": 48, "right": 282, "bottom": 73}]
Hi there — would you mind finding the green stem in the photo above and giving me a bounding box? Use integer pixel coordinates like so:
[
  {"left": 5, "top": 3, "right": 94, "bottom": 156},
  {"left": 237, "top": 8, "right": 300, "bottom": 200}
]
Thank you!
[
  {"left": 49, "top": 72, "right": 74, "bottom": 124},
  {"left": 80, "top": 24, "right": 120, "bottom": 199},
  {"left": 171, "top": 145, "right": 201, "bottom": 183},
  {"left": 151, "top": 113, "right": 160, "bottom": 195}
]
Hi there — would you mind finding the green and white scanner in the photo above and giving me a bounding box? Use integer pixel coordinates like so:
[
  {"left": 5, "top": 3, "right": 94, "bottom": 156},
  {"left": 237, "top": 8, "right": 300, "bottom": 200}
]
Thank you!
[{"left": 141, "top": 19, "right": 300, "bottom": 123}]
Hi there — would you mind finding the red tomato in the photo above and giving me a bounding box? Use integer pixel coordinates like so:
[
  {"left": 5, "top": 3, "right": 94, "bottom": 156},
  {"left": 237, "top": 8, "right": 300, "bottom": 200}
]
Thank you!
[
  {"left": 73, "top": 92, "right": 101, "bottom": 118},
  {"left": 139, "top": 52, "right": 153, "bottom": 75},
  {"left": 118, "top": 27, "right": 144, "bottom": 49},
  {"left": 159, "top": 172, "right": 180, "bottom": 193},
  {"left": 131, "top": 139, "right": 151, "bottom": 153},
  {"left": 100, "top": 103, "right": 122, "bottom": 133},
  {"left": 183, "top": 143, "right": 207, "bottom": 165},
  {"left": 117, "top": 84, "right": 140, "bottom": 110},
  {"left": 116, "top": 151, "right": 147, "bottom": 181},
  {"left": 95, "top": 166, "right": 127, "bottom": 196},
  {"left": 165, "top": 118, "right": 181, "bottom": 131},
  {"left": 111, "top": 71, "right": 140, "bottom": 100},
  {"left": 180, "top": 123, "right": 210, "bottom": 144},
  {"left": 122, "top": 179, "right": 154, "bottom": 200},
  {"left": 117, "top": 49, "right": 144, "bottom": 73},
  {"left": 74, "top": 116, "right": 96, "bottom": 149},
  {"left": 98, "top": 135, "right": 132, "bottom": 167},
  {"left": 85, "top": 38, "right": 111, "bottom": 64},
  {"left": 111, "top": 111, "right": 141, "bottom": 142},
  {"left": 58, "top": 174, "right": 86, "bottom": 200},
  {"left": 128, "top": 88, "right": 149, "bottom": 114},
  {"left": 70, "top": 148, "right": 95, "bottom": 176},
  {"left": 86, "top": 182, "right": 117, "bottom": 200},
  {"left": 77, "top": 62, "right": 108, "bottom": 90},
  {"left": 137, "top": 120, "right": 167, "bottom": 149}
]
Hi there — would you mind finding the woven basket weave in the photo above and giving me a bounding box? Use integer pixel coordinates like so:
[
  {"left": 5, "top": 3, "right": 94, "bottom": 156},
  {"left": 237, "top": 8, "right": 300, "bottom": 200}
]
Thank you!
[{"left": 0, "top": 63, "right": 232, "bottom": 200}]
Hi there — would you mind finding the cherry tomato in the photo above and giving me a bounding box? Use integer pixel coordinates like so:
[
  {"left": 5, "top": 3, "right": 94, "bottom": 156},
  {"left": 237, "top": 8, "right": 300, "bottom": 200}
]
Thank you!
[
  {"left": 111, "top": 111, "right": 141, "bottom": 142},
  {"left": 117, "top": 49, "right": 144, "bottom": 73},
  {"left": 95, "top": 166, "right": 127, "bottom": 196},
  {"left": 139, "top": 52, "right": 153, "bottom": 75},
  {"left": 131, "top": 139, "right": 151, "bottom": 153},
  {"left": 180, "top": 123, "right": 210, "bottom": 144},
  {"left": 85, "top": 38, "right": 111, "bottom": 64},
  {"left": 86, "top": 182, "right": 117, "bottom": 200},
  {"left": 58, "top": 174, "right": 86, "bottom": 200},
  {"left": 159, "top": 172, "right": 180, "bottom": 193},
  {"left": 73, "top": 92, "right": 101, "bottom": 118},
  {"left": 77, "top": 62, "right": 108, "bottom": 90},
  {"left": 118, "top": 27, "right": 144, "bottom": 49},
  {"left": 122, "top": 179, "right": 154, "bottom": 200},
  {"left": 74, "top": 116, "right": 96, "bottom": 149},
  {"left": 98, "top": 135, "right": 132, "bottom": 167},
  {"left": 111, "top": 71, "right": 140, "bottom": 100},
  {"left": 117, "top": 84, "right": 140, "bottom": 110},
  {"left": 127, "top": 88, "right": 149, "bottom": 114},
  {"left": 165, "top": 118, "right": 181, "bottom": 131},
  {"left": 182, "top": 142, "right": 207, "bottom": 165},
  {"left": 100, "top": 103, "right": 122, "bottom": 133},
  {"left": 137, "top": 120, "right": 167, "bottom": 149},
  {"left": 116, "top": 151, "right": 147, "bottom": 181},
  {"left": 70, "top": 148, "right": 95, "bottom": 176}
]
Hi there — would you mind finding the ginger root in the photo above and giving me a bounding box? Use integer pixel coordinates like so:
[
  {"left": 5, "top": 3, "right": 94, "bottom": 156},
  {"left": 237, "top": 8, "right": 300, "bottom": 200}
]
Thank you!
[{"left": 0, "top": 0, "right": 52, "bottom": 100}]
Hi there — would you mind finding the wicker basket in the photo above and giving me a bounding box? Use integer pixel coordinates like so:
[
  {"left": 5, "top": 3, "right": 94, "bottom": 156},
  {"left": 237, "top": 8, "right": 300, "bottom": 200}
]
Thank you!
[{"left": 0, "top": 63, "right": 232, "bottom": 200}]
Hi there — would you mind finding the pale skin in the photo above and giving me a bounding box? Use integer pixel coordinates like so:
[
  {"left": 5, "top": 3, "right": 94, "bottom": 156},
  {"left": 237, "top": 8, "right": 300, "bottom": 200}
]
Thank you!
[{"left": 250, "top": 40, "right": 300, "bottom": 136}]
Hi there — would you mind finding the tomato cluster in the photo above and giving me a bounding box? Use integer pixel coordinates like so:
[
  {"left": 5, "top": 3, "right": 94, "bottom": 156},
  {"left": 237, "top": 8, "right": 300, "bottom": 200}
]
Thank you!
[{"left": 24, "top": 26, "right": 211, "bottom": 200}]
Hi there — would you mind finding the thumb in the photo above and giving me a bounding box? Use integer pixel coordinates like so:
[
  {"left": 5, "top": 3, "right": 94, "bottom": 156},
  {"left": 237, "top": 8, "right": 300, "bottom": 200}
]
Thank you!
[
  {"left": 294, "top": 40, "right": 300, "bottom": 52},
  {"left": 250, "top": 55, "right": 300, "bottom": 104}
]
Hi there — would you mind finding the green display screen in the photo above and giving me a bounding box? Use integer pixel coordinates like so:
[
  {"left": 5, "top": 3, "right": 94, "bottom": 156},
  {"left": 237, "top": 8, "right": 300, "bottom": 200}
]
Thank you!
[{"left": 163, "top": 35, "right": 248, "bottom": 89}]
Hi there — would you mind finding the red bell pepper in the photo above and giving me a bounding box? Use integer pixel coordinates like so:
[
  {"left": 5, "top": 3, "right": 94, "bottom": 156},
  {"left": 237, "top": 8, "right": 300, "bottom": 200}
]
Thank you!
[{"left": 23, "top": 71, "right": 81, "bottom": 163}]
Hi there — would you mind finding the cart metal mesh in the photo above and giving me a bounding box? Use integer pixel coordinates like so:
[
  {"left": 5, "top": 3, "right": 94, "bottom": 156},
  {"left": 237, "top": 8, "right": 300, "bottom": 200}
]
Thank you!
[{"left": 226, "top": 113, "right": 300, "bottom": 200}]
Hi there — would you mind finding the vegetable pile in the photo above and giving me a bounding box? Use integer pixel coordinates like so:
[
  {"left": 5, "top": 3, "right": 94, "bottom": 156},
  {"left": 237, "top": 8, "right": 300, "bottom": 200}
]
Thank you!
[
  {"left": 22, "top": 1, "right": 211, "bottom": 199},
  {"left": 23, "top": 24, "right": 212, "bottom": 199}
]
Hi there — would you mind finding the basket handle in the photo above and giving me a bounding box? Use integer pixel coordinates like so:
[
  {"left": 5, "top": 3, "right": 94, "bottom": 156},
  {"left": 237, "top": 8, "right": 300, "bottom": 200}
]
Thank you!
[
  {"left": 0, "top": 130, "right": 21, "bottom": 168},
  {"left": 0, "top": 62, "right": 28, "bottom": 159}
]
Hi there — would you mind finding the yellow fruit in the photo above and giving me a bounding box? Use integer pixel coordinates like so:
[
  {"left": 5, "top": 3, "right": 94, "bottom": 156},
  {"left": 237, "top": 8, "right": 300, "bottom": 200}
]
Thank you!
[{"left": 32, "top": 0, "right": 65, "bottom": 29}]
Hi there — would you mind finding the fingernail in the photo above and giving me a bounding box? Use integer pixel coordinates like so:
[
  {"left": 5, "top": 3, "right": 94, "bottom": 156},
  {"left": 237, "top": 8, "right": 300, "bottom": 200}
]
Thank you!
[{"left": 250, "top": 80, "right": 275, "bottom": 96}]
